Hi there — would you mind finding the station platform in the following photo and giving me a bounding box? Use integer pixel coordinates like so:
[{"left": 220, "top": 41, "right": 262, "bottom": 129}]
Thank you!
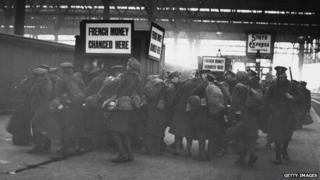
[{"left": 0, "top": 108, "right": 319, "bottom": 180}]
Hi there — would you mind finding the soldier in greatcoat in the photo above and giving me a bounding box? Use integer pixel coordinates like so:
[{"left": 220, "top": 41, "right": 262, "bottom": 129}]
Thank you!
[
  {"left": 265, "top": 66, "right": 302, "bottom": 164},
  {"left": 102, "top": 57, "right": 143, "bottom": 163},
  {"left": 28, "top": 68, "right": 53, "bottom": 153},
  {"left": 54, "top": 62, "right": 86, "bottom": 156}
]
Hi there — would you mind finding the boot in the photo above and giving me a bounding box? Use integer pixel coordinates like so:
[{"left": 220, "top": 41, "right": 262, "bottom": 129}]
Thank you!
[
  {"left": 111, "top": 154, "right": 129, "bottom": 163},
  {"left": 235, "top": 151, "right": 247, "bottom": 166},
  {"left": 248, "top": 153, "right": 258, "bottom": 165}
]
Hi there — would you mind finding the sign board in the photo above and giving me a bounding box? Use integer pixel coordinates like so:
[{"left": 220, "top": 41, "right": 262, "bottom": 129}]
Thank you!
[
  {"left": 202, "top": 56, "right": 225, "bottom": 72},
  {"left": 247, "top": 33, "right": 272, "bottom": 54},
  {"left": 84, "top": 20, "right": 133, "bottom": 55},
  {"left": 148, "top": 23, "right": 165, "bottom": 61}
]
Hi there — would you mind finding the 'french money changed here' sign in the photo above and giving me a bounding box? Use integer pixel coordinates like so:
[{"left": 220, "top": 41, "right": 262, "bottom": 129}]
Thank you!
[{"left": 85, "top": 21, "right": 132, "bottom": 54}]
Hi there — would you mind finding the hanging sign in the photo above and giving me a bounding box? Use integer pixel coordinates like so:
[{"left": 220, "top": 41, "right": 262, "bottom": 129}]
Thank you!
[
  {"left": 84, "top": 20, "right": 133, "bottom": 55},
  {"left": 202, "top": 56, "right": 225, "bottom": 72},
  {"left": 247, "top": 33, "right": 272, "bottom": 54},
  {"left": 148, "top": 23, "right": 165, "bottom": 61}
]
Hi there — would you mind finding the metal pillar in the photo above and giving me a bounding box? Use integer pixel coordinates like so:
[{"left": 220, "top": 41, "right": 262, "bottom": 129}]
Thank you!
[
  {"left": 102, "top": 0, "right": 111, "bottom": 19},
  {"left": 298, "top": 41, "right": 305, "bottom": 80},
  {"left": 14, "top": 0, "right": 26, "bottom": 35}
]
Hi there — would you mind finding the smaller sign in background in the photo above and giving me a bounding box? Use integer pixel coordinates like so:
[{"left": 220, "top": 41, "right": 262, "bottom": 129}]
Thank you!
[
  {"left": 246, "top": 32, "right": 275, "bottom": 60},
  {"left": 148, "top": 22, "right": 165, "bottom": 61},
  {"left": 202, "top": 56, "right": 226, "bottom": 72}
]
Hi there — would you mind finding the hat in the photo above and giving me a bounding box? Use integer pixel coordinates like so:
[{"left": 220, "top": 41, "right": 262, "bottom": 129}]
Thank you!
[
  {"left": 60, "top": 62, "right": 73, "bottom": 68},
  {"left": 247, "top": 69, "right": 258, "bottom": 77},
  {"left": 199, "top": 69, "right": 211, "bottom": 74},
  {"left": 274, "top": 66, "right": 287, "bottom": 76},
  {"left": 236, "top": 71, "right": 249, "bottom": 82},
  {"left": 32, "top": 68, "right": 48, "bottom": 75},
  {"left": 111, "top": 65, "right": 125, "bottom": 70},
  {"left": 168, "top": 71, "right": 180, "bottom": 79},
  {"left": 300, "top": 81, "right": 307, "bottom": 87},
  {"left": 207, "top": 73, "right": 216, "bottom": 82},
  {"left": 39, "top": 64, "right": 51, "bottom": 70},
  {"left": 224, "top": 70, "right": 235, "bottom": 77},
  {"left": 49, "top": 67, "right": 58, "bottom": 73}
]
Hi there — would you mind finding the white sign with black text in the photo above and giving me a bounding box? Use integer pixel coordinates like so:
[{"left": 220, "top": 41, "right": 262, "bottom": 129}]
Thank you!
[
  {"left": 148, "top": 24, "right": 164, "bottom": 61},
  {"left": 247, "top": 33, "right": 272, "bottom": 54},
  {"left": 85, "top": 22, "right": 132, "bottom": 54},
  {"left": 202, "top": 57, "right": 225, "bottom": 72}
]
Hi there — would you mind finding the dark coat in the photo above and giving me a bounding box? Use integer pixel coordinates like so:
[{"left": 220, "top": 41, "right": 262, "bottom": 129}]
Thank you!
[
  {"left": 169, "top": 78, "right": 201, "bottom": 138},
  {"left": 6, "top": 77, "right": 35, "bottom": 140},
  {"left": 144, "top": 79, "right": 166, "bottom": 138},
  {"left": 265, "top": 79, "right": 302, "bottom": 142},
  {"left": 229, "top": 82, "right": 258, "bottom": 139},
  {"left": 55, "top": 73, "right": 86, "bottom": 138},
  {"left": 164, "top": 80, "right": 179, "bottom": 126},
  {"left": 106, "top": 71, "right": 142, "bottom": 134},
  {"left": 30, "top": 76, "right": 57, "bottom": 139}
]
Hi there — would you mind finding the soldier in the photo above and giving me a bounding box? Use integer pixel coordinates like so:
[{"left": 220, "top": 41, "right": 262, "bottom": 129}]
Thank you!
[
  {"left": 103, "top": 57, "right": 143, "bottom": 163},
  {"left": 55, "top": 62, "right": 86, "bottom": 156},
  {"left": 224, "top": 70, "right": 237, "bottom": 94},
  {"left": 164, "top": 71, "right": 181, "bottom": 150},
  {"left": 265, "top": 66, "right": 302, "bottom": 164},
  {"left": 299, "top": 81, "right": 312, "bottom": 125},
  {"left": 169, "top": 71, "right": 200, "bottom": 156},
  {"left": 143, "top": 75, "right": 166, "bottom": 155},
  {"left": 228, "top": 71, "right": 258, "bottom": 165},
  {"left": 83, "top": 67, "right": 109, "bottom": 150},
  {"left": 28, "top": 68, "right": 53, "bottom": 153},
  {"left": 6, "top": 72, "right": 36, "bottom": 145}
]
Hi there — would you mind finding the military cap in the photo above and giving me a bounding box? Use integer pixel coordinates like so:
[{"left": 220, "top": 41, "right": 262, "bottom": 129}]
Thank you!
[
  {"left": 127, "top": 57, "right": 141, "bottom": 72},
  {"left": 247, "top": 69, "right": 258, "bottom": 77},
  {"left": 168, "top": 71, "right": 181, "bottom": 79},
  {"left": 60, "top": 62, "right": 73, "bottom": 68},
  {"left": 111, "top": 65, "right": 125, "bottom": 70},
  {"left": 274, "top": 66, "right": 287, "bottom": 75},
  {"left": 300, "top": 81, "right": 307, "bottom": 87},
  {"left": 39, "top": 64, "right": 51, "bottom": 70},
  {"left": 224, "top": 70, "right": 235, "bottom": 76},
  {"left": 32, "top": 67, "right": 48, "bottom": 75},
  {"left": 236, "top": 71, "right": 249, "bottom": 82},
  {"left": 49, "top": 67, "right": 58, "bottom": 73},
  {"left": 199, "top": 69, "right": 211, "bottom": 74}
]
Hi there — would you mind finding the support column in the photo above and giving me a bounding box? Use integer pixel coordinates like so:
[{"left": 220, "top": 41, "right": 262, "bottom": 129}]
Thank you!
[
  {"left": 14, "top": 0, "right": 26, "bottom": 35},
  {"left": 102, "top": 0, "right": 111, "bottom": 20},
  {"left": 298, "top": 41, "right": 305, "bottom": 80}
]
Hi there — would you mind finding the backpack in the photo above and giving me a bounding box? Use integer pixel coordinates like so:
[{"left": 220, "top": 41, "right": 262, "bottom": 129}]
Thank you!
[{"left": 205, "top": 83, "right": 226, "bottom": 114}]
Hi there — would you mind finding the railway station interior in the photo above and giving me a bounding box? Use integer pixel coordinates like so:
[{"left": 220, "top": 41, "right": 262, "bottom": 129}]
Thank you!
[{"left": 0, "top": 0, "right": 319, "bottom": 180}]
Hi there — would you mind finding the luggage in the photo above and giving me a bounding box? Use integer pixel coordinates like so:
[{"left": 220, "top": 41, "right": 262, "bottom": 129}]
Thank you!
[{"left": 205, "top": 83, "right": 225, "bottom": 114}]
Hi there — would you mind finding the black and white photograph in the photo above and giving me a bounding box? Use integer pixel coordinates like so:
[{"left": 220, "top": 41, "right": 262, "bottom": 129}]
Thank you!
[{"left": 0, "top": 0, "right": 319, "bottom": 179}]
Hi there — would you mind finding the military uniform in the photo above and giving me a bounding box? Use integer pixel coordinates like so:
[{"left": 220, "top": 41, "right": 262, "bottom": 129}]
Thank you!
[
  {"left": 103, "top": 57, "right": 142, "bottom": 162},
  {"left": 55, "top": 62, "right": 86, "bottom": 155},
  {"left": 265, "top": 66, "right": 302, "bottom": 164},
  {"left": 6, "top": 76, "right": 35, "bottom": 145},
  {"left": 28, "top": 68, "right": 54, "bottom": 153}
]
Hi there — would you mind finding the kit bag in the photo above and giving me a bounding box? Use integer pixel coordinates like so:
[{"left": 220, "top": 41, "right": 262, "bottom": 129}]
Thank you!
[{"left": 205, "top": 83, "right": 226, "bottom": 114}]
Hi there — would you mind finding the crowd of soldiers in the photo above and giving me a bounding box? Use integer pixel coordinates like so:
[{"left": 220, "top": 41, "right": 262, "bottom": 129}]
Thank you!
[{"left": 6, "top": 57, "right": 312, "bottom": 165}]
